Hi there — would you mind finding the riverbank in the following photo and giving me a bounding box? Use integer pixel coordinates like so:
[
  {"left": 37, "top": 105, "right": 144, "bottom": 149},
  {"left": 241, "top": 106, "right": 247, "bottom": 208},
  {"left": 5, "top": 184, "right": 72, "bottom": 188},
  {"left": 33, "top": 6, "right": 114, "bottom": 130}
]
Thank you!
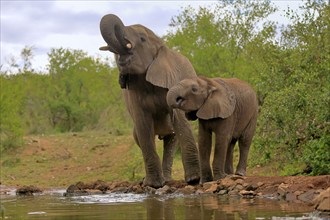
[
  {"left": 8, "top": 175, "right": 330, "bottom": 214},
  {"left": 1, "top": 132, "right": 329, "bottom": 214}
]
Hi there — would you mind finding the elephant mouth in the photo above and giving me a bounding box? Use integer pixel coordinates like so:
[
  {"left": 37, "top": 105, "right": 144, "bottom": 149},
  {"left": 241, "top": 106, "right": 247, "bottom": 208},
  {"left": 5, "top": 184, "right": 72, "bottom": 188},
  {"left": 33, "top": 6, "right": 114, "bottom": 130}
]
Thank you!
[
  {"left": 175, "top": 96, "right": 185, "bottom": 107},
  {"left": 118, "top": 54, "right": 131, "bottom": 67}
]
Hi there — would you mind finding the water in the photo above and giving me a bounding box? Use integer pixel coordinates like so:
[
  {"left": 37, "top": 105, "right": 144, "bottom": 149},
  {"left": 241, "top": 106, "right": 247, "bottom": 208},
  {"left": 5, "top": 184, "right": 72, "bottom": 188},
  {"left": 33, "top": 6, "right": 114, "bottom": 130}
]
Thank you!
[{"left": 0, "top": 189, "right": 326, "bottom": 220}]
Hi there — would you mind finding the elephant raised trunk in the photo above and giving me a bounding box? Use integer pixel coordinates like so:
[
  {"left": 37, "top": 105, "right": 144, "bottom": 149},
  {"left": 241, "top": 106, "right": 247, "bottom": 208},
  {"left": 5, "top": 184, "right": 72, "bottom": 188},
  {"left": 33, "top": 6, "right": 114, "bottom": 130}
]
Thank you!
[
  {"left": 166, "top": 88, "right": 185, "bottom": 109},
  {"left": 99, "top": 14, "right": 131, "bottom": 54}
]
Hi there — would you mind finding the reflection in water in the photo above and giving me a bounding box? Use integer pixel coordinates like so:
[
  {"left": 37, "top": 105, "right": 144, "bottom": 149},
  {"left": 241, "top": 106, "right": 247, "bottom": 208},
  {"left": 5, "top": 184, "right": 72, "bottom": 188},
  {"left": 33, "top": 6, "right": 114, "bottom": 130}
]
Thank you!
[{"left": 0, "top": 191, "right": 321, "bottom": 220}]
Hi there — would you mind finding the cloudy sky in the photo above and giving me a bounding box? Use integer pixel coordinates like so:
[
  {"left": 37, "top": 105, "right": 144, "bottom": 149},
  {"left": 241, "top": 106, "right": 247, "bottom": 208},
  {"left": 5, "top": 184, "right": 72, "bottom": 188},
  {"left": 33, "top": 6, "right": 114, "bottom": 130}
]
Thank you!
[{"left": 1, "top": 1, "right": 303, "bottom": 73}]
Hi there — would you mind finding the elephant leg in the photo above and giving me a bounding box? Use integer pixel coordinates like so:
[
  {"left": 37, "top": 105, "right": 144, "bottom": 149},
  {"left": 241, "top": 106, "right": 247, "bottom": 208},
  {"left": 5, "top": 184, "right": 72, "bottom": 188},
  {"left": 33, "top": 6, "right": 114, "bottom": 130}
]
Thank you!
[
  {"left": 225, "top": 138, "right": 237, "bottom": 175},
  {"left": 236, "top": 118, "right": 257, "bottom": 176},
  {"left": 198, "top": 122, "right": 213, "bottom": 183},
  {"left": 162, "top": 134, "right": 177, "bottom": 182},
  {"left": 213, "top": 135, "right": 230, "bottom": 180},
  {"left": 236, "top": 137, "right": 252, "bottom": 176},
  {"left": 173, "top": 110, "right": 200, "bottom": 184},
  {"left": 133, "top": 121, "right": 164, "bottom": 188}
]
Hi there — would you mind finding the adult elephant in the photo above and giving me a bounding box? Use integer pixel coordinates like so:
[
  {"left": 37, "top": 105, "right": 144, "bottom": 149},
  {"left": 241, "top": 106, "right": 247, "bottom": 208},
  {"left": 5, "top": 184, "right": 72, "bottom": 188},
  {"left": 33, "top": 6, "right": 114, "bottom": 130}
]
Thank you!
[
  {"left": 99, "top": 14, "right": 200, "bottom": 188},
  {"left": 167, "top": 76, "right": 258, "bottom": 183}
]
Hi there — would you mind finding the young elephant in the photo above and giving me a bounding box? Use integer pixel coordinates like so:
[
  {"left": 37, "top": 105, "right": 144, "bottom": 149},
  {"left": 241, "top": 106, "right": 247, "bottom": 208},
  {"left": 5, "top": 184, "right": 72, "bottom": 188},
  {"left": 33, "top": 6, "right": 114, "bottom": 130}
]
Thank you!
[{"left": 166, "top": 76, "right": 258, "bottom": 183}]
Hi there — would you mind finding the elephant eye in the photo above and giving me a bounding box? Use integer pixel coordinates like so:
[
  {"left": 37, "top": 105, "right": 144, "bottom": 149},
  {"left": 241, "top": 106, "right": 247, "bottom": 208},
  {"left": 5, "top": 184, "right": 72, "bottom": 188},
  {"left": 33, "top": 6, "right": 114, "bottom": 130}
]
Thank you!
[
  {"left": 140, "top": 37, "right": 146, "bottom": 42},
  {"left": 191, "top": 85, "right": 198, "bottom": 93}
]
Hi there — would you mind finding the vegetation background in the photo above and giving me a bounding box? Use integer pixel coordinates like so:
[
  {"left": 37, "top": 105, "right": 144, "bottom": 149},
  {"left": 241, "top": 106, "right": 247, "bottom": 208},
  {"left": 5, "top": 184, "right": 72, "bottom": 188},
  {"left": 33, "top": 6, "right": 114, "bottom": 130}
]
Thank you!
[{"left": 1, "top": 0, "right": 329, "bottom": 185}]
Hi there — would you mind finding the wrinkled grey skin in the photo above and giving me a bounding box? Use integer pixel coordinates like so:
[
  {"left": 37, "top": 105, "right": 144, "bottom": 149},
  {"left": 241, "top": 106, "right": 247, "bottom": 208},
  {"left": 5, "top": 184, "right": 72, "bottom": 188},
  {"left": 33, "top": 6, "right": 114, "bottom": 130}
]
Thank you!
[
  {"left": 167, "top": 76, "right": 258, "bottom": 183},
  {"left": 99, "top": 14, "right": 200, "bottom": 188}
]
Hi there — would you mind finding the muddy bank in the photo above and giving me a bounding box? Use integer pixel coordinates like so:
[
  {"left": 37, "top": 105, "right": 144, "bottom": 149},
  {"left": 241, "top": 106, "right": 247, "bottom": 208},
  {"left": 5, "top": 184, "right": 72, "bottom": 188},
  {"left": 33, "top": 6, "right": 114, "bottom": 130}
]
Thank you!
[{"left": 12, "top": 175, "right": 330, "bottom": 212}]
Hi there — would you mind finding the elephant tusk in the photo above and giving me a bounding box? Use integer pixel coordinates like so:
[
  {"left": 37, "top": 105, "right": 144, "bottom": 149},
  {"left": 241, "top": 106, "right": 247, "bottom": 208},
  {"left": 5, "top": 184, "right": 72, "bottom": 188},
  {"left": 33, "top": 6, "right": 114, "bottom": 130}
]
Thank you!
[
  {"left": 99, "top": 45, "right": 110, "bottom": 51},
  {"left": 126, "top": 43, "right": 132, "bottom": 49}
]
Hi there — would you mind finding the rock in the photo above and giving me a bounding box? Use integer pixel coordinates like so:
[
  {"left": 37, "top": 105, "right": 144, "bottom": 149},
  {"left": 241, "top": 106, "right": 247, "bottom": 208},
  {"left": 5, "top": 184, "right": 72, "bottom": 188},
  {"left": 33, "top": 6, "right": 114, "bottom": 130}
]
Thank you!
[
  {"left": 245, "top": 184, "right": 258, "bottom": 191},
  {"left": 111, "top": 186, "right": 128, "bottom": 193},
  {"left": 93, "top": 180, "right": 109, "bottom": 193},
  {"left": 144, "top": 186, "right": 156, "bottom": 194},
  {"left": 204, "top": 183, "right": 218, "bottom": 193},
  {"left": 285, "top": 192, "right": 297, "bottom": 201},
  {"left": 218, "top": 189, "right": 228, "bottom": 195},
  {"left": 257, "top": 182, "right": 264, "bottom": 187},
  {"left": 16, "top": 185, "right": 42, "bottom": 195},
  {"left": 195, "top": 189, "right": 205, "bottom": 194},
  {"left": 131, "top": 185, "right": 144, "bottom": 194},
  {"left": 294, "top": 190, "right": 304, "bottom": 196},
  {"left": 176, "top": 185, "right": 196, "bottom": 195},
  {"left": 313, "top": 187, "right": 330, "bottom": 211},
  {"left": 235, "top": 179, "right": 244, "bottom": 185},
  {"left": 297, "top": 190, "right": 315, "bottom": 202},
  {"left": 230, "top": 175, "right": 246, "bottom": 181},
  {"left": 156, "top": 185, "right": 172, "bottom": 195},
  {"left": 277, "top": 183, "right": 289, "bottom": 198},
  {"left": 235, "top": 184, "right": 244, "bottom": 191},
  {"left": 228, "top": 189, "right": 240, "bottom": 196},
  {"left": 219, "top": 177, "right": 236, "bottom": 189},
  {"left": 202, "top": 181, "right": 217, "bottom": 190},
  {"left": 239, "top": 190, "right": 256, "bottom": 197},
  {"left": 66, "top": 184, "right": 80, "bottom": 193},
  {"left": 64, "top": 184, "right": 88, "bottom": 196}
]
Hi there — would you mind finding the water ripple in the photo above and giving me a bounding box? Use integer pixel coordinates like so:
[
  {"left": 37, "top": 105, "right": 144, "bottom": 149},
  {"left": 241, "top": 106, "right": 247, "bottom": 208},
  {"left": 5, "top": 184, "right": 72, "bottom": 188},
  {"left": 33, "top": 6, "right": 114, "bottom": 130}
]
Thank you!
[{"left": 70, "top": 193, "right": 148, "bottom": 204}]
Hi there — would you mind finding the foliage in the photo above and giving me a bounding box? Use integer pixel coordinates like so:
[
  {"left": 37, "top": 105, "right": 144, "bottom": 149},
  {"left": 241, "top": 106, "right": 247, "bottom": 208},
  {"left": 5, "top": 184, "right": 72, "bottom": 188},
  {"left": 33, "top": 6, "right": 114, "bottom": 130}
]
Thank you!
[
  {"left": 1, "top": 48, "right": 130, "bottom": 152},
  {"left": 0, "top": 75, "right": 24, "bottom": 151},
  {"left": 165, "top": 0, "right": 277, "bottom": 80}
]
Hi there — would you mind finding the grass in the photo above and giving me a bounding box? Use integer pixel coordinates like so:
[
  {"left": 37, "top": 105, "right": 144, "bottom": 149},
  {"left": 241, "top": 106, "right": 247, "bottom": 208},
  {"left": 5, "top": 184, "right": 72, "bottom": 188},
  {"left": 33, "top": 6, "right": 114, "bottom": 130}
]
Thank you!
[
  {"left": 0, "top": 131, "right": 278, "bottom": 188},
  {"left": 0, "top": 131, "right": 187, "bottom": 188}
]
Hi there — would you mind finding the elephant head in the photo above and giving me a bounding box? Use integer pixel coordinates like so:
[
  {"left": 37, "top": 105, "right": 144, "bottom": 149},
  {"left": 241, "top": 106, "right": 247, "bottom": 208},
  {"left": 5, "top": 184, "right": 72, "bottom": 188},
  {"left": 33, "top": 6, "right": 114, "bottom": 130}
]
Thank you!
[
  {"left": 167, "top": 76, "right": 236, "bottom": 120},
  {"left": 99, "top": 14, "right": 195, "bottom": 89}
]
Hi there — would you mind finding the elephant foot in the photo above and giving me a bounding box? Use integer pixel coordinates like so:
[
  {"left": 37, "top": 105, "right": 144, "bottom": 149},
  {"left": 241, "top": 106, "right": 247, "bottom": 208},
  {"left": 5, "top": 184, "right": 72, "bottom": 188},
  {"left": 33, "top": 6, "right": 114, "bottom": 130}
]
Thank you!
[
  {"left": 235, "top": 170, "right": 246, "bottom": 176},
  {"left": 142, "top": 176, "right": 165, "bottom": 189},
  {"left": 200, "top": 176, "right": 213, "bottom": 184},
  {"left": 214, "top": 173, "right": 227, "bottom": 180},
  {"left": 186, "top": 174, "right": 200, "bottom": 185}
]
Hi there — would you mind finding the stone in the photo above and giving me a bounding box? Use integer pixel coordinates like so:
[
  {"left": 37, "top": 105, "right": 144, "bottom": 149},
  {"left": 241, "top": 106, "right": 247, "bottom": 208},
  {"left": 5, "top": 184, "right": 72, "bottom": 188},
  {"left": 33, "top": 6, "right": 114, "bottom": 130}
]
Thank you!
[
  {"left": 205, "top": 183, "right": 219, "bottom": 193},
  {"left": 156, "top": 185, "right": 171, "bottom": 195},
  {"left": 239, "top": 190, "right": 256, "bottom": 197},
  {"left": 313, "top": 187, "right": 330, "bottom": 211},
  {"left": 235, "top": 184, "right": 244, "bottom": 191},
  {"left": 111, "top": 186, "right": 128, "bottom": 193},
  {"left": 131, "top": 185, "right": 144, "bottom": 194},
  {"left": 277, "top": 183, "right": 289, "bottom": 198},
  {"left": 245, "top": 184, "right": 258, "bottom": 191},
  {"left": 179, "top": 185, "right": 196, "bottom": 194},
  {"left": 228, "top": 189, "right": 240, "bottom": 196},
  {"left": 235, "top": 179, "right": 244, "bottom": 185},
  {"left": 16, "top": 185, "right": 42, "bottom": 195},
  {"left": 294, "top": 190, "right": 304, "bottom": 196},
  {"left": 202, "top": 181, "right": 217, "bottom": 190},
  {"left": 257, "top": 182, "right": 264, "bottom": 187},
  {"left": 285, "top": 192, "right": 297, "bottom": 201},
  {"left": 195, "top": 189, "right": 205, "bottom": 194},
  {"left": 218, "top": 189, "right": 228, "bottom": 195},
  {"left": 230, "top": 175, "right": 246, "bottom": 181},
  {"left": 297, "top": 190, "right": 315, "bottom": 202},
  {"left": 144, "top": 186, "right": 156, "bottom": 194}
]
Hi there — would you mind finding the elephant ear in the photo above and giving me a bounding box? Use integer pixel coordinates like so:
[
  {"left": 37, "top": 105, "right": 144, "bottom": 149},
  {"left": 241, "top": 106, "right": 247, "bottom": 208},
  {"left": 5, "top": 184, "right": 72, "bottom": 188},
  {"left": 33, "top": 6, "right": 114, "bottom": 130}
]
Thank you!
[
  {"left": 146, "top": 46, "right": 196, "bottom": 89},
  {"left": 197, "top": 79, "right": 236, "bottom": 120}
]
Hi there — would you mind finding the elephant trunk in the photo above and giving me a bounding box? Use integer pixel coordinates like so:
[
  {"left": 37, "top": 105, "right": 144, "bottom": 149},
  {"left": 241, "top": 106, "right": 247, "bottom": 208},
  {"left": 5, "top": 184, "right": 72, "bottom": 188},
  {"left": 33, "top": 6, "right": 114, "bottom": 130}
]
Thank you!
[
  {"left": 167, "top": 86, "right": 184, "bottom": 109},
  {"left": 99, "top": 14, "right": 131, "bottom": 54}
]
